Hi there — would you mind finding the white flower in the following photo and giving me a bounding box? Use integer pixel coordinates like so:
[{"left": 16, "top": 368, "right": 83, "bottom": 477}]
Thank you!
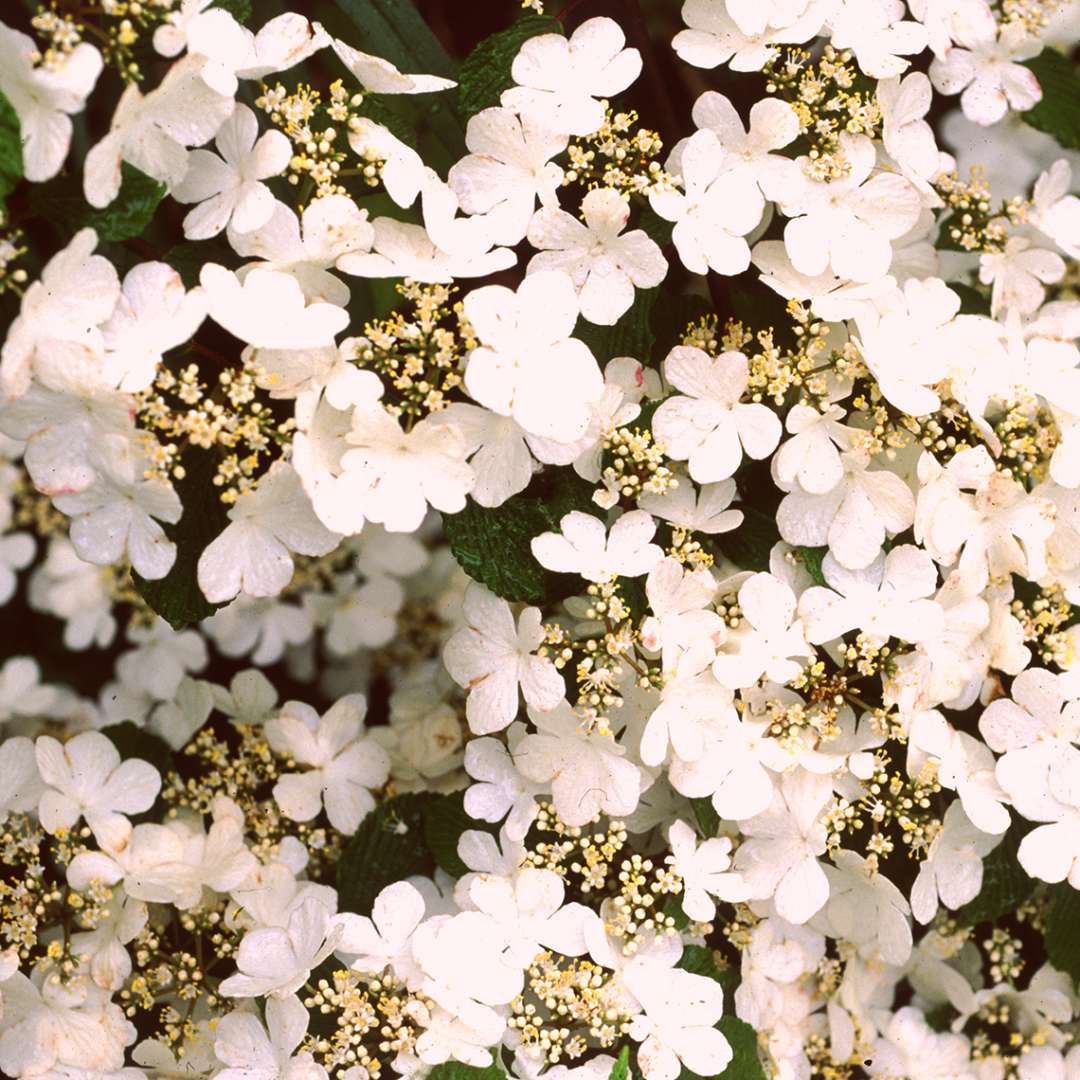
[
  {"left": 0, "top": 531, "right": 32, "bottom": 606},
  {"left": 339, "top": 217, "right": 515, "bottom": 283},
  {"left": 412, "top": 910, "right": 523, "bottom": 1037},
  {"left": 853, "top": 277, "right": 963, "bottom": 416},
  {"left": 867, "top": 1006, "right": 977, "bottom": 1078},
  {"left": 35, "top": 730, "right": 161, "bottom": 851},
  {"left": 638, "top": 479, "right": 744, "bottom": 534},
  {"left": 772, "top": 403, "right": 851, "bottom": 494},
  {"left": 687, "top": 91, "right": 803, "bottom": 205},
  {"left": 463, "top": 271, "right": 603, "bottom": 444},
  {"left": 653, "top": 346, "right": 781, "bottom": 484},
  {"left": 825, "top": 0, "right": 929, "bottom": 78},
  {"left": 798, "top": 545, "right": 943, "bottom": 646},
  {"left": 877, "top": 72, "right": 943, "bottom": 186},
  {"left": 340, "top": 403, "right": 475, "bottom": 533},
  {"left": 54, "top": 439, "right": 182, "bottom": 582},
  {"left": 448, "top": 107, "right": 566, "bottom": 247},
  {"left": 198, "top": 461, "right": 340, "bottom": 603},
  {"left": 185, "top": 10, "right": 324, "bottom": 98},
  {"left": 502, "top": 17, "right": 642, "bottom": 136},
  {"left": 336, "top": 879, "right": 427, "bottom": 989},
  {"left": 531, "top": 509, "right": 664, "bottom": 582},
  {"left": 173, "top": 103, "right": 290, "bottom": 238},
  {"left": 84, "top": 55, "right": 234, "bottom": 208},
  {"left": 320, "top": 26, "right": 455, "bottom": 94},
  {"left": 116, "top": 617, "right": 208, "bottom": 701},
  {"left": 1, "top": 227, "right": 120, "bottom": 400},
  {"left": 1031, "top": 159, "right": 1080, "bottom": 259},
  {"left": 711, "top": 572, "right": 810, "bottom": 689},
  {"left": 219, "top": 896, "right": 341, "bottom": 998},
  {"left": 204, "top": 595, "right": 314, "bottom": 666},
  {"left": 443, "top": 582, "right": 564, "bottom": 735},
  {"left": 229, "top": 195, "right": 373, "bottom": 306},
  {"left": 649, "top": 129, "right": 764, "bottom": 276},
  {"left": 673, "top": 0, "right": 824, "bottom": 72},
  {"left": 624, "top": 956, "right": 732, "bottom": 1080},
  {"left": 468, "top": 867, "right": 593, "bottom": 965},
  {"left": 266, "top": 694, "right": 390, "bottom": 835},
  {"left": 100, "top": 262, "right": 208, "bottom": 392},
  {"left": 666, "top": 819, "right": 750, "bottom": 921},
  {"left": 734, "top": 769, "right": 833, "bottom": 924},
  {"left": 980, "top": 235, "right": 1066, "bottom": 317},
  {"left": 778, "top": 450, "right": 917, "bottom": 571},
  {"left": 783, "top": 133, "right": 922, "bottom": 282},
  {"left": 0, "top": 23, "right": 102, "bottom": 182},
  {"left": 200, "top": 264, "right": 349, "bottom": 350},
  {"left": 514, "top": 701, "right": 643, "bottom": 826},
  {"left": 824, "top": 849, "right": 913, "bottom": 966},
  {"left": 213, "top": 994, "right": 326, "bottom": 1080},
  {"left": 930, "top": 20, "right": 1043, "bottom": 126},
  {"left": 0, "top": 736, "right": 43, "bottom": 823},
  {"left": 526, "top": 187, "right": 666, "bottom": 325},
  {"left": 463, "top": 734, "right": 541, "bottom": 842},
  {"left": 639, "top": 556, "right": 724, "bottom": 681},
  {"left": 910, "top": 802, "right": 1001, "bottom": 924}
]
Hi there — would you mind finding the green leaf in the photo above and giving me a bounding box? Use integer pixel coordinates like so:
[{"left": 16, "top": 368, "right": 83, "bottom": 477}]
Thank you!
[
  {"left": 720, "top": 505, "right": 780, "bottom": 572},
  {"left": 955, "top": 827, "right": 1035, "bottom": 926},
  {"left": 690, "top": 796, "right": 720, "bottom": 838},
  {"left": 426, "top": 1062, "right": 506, "bottom": 1080},
  {"left": 1046, "top": 882, "right": 1080, "bottom": 986},
  {"left": 100, "top": 722, "right": 173, "bottom": 776},
  {"left": 442, "top": 469, "right": 600, "bottom": 603},
  {"left": 637, "top": 206, "right": 673, "bottom": 248},
  {"left": 29, "top": 163, "right": 165, "bottom": 242},
  {"left": 797, "top": 546, "right": 828, "bottom": 586},
  {"left": 166, "top": 236, "right": 239, "bottom": 290},
  {"left": 458, "top": 15, "right": 560, "bottom": 120},
  {"left": 337, "top": 793, "right": 436, "bottom": 914},
  {"left": 576, "top": 285, "right": 660, "bottom": 366},
  {"left": 209, "top": 0, "right": 251, "bottom": 21},
  {"left": 610, "top": 1045, "right": 632, "bottom": 1080},
  {"left": 132, "top": 448, "right": 229, "bottom": 630},
  {"left": 0, "top": 91, "right": 23, "bottom": 206},
  {"left": 1022, "top": 49, "right": 1080, "bottom": 149},
  {"left": 718, "top": 1015, "right": 767, "bottom": 1080},
  {"left": 422, "top": 790, "right": 498, "bottom": 879},
  {"left": 331, "top": 0, "right": 464, "bottom": 161}
]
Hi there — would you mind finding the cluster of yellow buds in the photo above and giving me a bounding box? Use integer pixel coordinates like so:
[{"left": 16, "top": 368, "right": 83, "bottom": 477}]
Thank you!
[
  {"left": 135, "top": 351, "right": 294, "bottom": 504},
  {"left": 764, "top": 46, "right": 882, "bottom": 179},
  {"left": 565, "top": 109, "right": 677, "bottom": 198},
  {"left": 349, "top": 280, "right": 472, "bottom": 425}
]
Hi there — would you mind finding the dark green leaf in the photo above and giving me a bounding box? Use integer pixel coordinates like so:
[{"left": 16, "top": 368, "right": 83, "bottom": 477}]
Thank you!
[
  {"left": 1022, "top": 49, "right": 1080, "bottom": 150},
  {"left": 650, "top": 292, "right": 713, "bottom": 358},
  {"left": 718, "top": 1016, "right": 767, "bottom": 1080},
  {"left": 678, "top": 944, "right": 723, "bottom": 978},
  {"left": 720, "top": 506, "right": 780, "bottom": 572},
  {"left": 955, "top": 826, "right": 1035, "bottom": 926},
  {"left": 690, "top": 796, "right": 720, "bottom": 838},
  {"left": 132, "top": 448, "right": 229, "bottom": 630},
  {"left": 610, "top": 1045, "right": 632, "bottom": 1080},
  {"left": 1046, "top": 881, "right": 1080, "bottom": 986},
  {"left": 637, "top": 205, "right": 673, "bottom": 248},
  {"left": 209, "top": 0, "right": 251, "bottom": 22},
  {"left": 357, "top": 93, "right": 419, "bottom": 149},
  {"left": 30, "top": 163, "right": 165, "bottom": 242},
  {"left": 797, "top": 546, "right": 828, "bottom": 587},
  {"left": 0, "top": 91, "right": 23, "bottom": 206},
  {"left": 458, "top": 15, "right": 560, "bottom": 120},
  {"left": 165, "top": 236, "right": 239, "bottom": 289},
  {"left": 101, "top": 722, "right": 173, "bottom": 775},
  {"left": 951, "top": 282, "right": 991, "bottom": 316},
  {"left": 426, "top": 1062, "right": 506, "bottom": 1080},
  {"left": 442, "top": 469, "right": 600, "bottom": 603},
  {"left": 331, "top": 0, "right": 464, "bottom": 161},
  {"left": 422, "top": 790, "right": 498, "bottom": 879},
  {"left": 337, "top": 793, "right": 436, "bottom": 914},
  {"left": 576, "top": 286, "right": 660, "bottom": 366}
]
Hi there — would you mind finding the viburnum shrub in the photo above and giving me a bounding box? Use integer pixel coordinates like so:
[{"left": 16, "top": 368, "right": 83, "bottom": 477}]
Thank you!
[{"left": 2, "top": 0, "right": 1080, "bottom": 1078}]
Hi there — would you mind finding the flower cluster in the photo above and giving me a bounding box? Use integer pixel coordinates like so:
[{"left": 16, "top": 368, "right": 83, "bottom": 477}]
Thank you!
[{"left": 2, "top": 2, "right": 1080, "bottom": 1080}]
